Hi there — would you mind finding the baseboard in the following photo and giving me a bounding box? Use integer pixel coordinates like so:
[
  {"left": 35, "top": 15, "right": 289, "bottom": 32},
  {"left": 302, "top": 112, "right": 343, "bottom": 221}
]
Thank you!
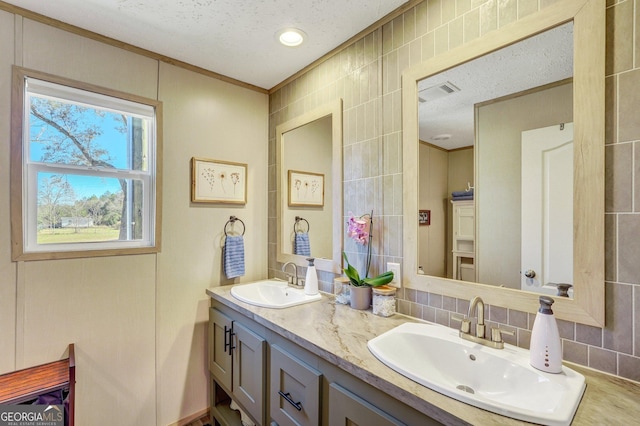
[{"left": 167, "top": 407, "right": 210, "bottom": 426}]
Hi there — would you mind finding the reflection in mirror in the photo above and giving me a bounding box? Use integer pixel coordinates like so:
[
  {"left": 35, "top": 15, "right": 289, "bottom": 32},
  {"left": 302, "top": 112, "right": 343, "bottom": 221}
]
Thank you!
[
  {"left": 276, "top": 99, "right": 343, "bottom": 273},
  {"left": 402, "top": 0, "right": 604, "bottom": 326},
  {"left": 282, "top": 115, "right": 333, "bottom": 259},
  {"left": 417, "top": 23, "right": 574, "bottom": 297}
]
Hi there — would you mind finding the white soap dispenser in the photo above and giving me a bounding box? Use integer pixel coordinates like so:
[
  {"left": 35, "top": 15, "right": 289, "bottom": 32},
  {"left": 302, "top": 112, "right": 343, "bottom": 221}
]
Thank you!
[
  {"left": 304, "top": 258, "right": 318, "bottom": 296},
  {"left": 530, "top": 296, "right": 562, "bottom": 373}
]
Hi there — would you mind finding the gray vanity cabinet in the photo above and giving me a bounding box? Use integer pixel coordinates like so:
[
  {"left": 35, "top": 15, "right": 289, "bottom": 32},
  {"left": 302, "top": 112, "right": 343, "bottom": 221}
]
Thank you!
[
  {"left": 209, "top": 307, "right": 266, "bottom": 425},
  {"left": 328, "top": 383, "right": 405, "bottom": 426},
  {"left": 270, "top": 345, "right": 322, "bottom": 426}
]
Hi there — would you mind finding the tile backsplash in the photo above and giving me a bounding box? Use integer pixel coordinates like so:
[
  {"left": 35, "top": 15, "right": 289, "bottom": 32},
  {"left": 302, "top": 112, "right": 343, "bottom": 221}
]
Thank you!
[{"left": 269, "top": 0, "right": 640, "bottom": 383}]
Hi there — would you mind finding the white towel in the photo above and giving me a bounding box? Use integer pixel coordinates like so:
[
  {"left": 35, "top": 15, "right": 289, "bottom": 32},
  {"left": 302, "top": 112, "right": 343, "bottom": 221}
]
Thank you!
[
  {"left": 224, "top": 235, "right": 245, "bottom": 279},
  {"left": 293, "top": 232, "right": 311, "bottom": 256}
]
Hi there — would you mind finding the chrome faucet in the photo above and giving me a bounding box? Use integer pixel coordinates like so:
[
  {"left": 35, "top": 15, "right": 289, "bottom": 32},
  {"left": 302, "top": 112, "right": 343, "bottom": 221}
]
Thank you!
[
  {"left": 457, "top": 296, "right": 514, "bottom": 349},
  {"left": 282, "top": 261, "right": 299, "bottom": 287},
  {"left": 467, "top": 296, "right": 486, "bottom": 339}
]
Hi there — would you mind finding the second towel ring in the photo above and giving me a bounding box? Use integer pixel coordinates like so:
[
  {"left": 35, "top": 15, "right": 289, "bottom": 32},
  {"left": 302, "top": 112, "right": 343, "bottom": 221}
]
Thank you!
[
  {"left": 294, "top": 216, "right": 310, "bottom": 233},
  {"left": 224, "top": 216, "right": 245, "bottom": 236}
]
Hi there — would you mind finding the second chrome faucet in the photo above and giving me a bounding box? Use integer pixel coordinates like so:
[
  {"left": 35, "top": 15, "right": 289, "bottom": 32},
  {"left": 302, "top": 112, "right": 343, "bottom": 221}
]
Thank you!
[{"left": 458, "top": 296, "right": 514, "bottom": 349}]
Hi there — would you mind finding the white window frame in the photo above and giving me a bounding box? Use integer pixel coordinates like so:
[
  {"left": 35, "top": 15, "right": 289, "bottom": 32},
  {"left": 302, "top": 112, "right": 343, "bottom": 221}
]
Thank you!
[{"left": 10, "top": 66, "right": 162, "bottom": 260}]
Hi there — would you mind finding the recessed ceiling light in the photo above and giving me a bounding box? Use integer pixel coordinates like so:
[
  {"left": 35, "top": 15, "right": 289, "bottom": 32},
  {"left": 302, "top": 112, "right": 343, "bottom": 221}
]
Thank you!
[{"left": 276, "top": 28, "right": 307, "bottom": 47}]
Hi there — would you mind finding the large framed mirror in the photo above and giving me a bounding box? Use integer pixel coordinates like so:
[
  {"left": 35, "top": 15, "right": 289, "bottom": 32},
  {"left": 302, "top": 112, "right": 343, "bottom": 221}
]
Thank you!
[
  {"left": 276, "top": 99, "right": 343, "bottom": 273},
  {"left": 402, "top": 0, "right": 604, "bottom": 326}
]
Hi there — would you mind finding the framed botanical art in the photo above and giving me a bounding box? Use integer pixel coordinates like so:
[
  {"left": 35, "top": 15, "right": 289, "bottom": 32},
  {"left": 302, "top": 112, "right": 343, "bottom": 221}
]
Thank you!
[
  {"left": 288, "top": 170, "right": 324, "bottom": 207},
  {"left": 191, "top": 157, "right": 247, "bottom": 204}
]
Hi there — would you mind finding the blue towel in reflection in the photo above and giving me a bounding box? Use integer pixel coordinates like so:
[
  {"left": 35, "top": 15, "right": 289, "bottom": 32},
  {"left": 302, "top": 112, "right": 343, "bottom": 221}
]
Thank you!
[
  {"left": 452, "top": 188, "right": 474, "bottom": 198},
  {"left": 224, "top": 235, "right": 245, "bottom": 279},
  {"left": 294, "top": 232, "right": 311, "bottom": 256},
  {"left": 452, "top": 195, "right": 474, "bottom": 201}
]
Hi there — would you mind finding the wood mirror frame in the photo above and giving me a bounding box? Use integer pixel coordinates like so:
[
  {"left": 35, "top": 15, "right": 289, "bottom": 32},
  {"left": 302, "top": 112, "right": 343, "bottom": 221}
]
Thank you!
[
  {"left": 402, "top": 0, "right": 604, "bottom": 326},
  {"left": 276, "top": 99, "right": 343, "bottom": 273}
]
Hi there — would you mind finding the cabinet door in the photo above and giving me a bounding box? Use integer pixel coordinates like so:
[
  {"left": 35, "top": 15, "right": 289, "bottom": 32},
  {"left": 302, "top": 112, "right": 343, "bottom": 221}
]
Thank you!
[
  {"left": 270, "top": 345, "right": 322, "bottom": 426},
  {"left": 232, "top": 321, "right": 266, "bottom": 425},
  {"left": 209, "top": 308, "right": 233, "bottom": 391},
  {"left": 328, "top": 383, "right": 405, "bottom": 426}
]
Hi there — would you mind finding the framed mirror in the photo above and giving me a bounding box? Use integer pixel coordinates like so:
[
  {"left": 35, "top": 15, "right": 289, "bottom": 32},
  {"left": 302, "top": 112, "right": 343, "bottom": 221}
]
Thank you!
[
  {"left": 402, "top": 0, "right": 604, "bottom": 326},
  {"left": 276, "top": 99, "right": 343, "bottom": 273}
]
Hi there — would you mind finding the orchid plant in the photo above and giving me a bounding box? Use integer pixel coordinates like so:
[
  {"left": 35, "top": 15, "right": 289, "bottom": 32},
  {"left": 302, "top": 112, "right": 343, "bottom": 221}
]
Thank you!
[{"left": 342, "top": 211, "right": 394, "bottom": 287}]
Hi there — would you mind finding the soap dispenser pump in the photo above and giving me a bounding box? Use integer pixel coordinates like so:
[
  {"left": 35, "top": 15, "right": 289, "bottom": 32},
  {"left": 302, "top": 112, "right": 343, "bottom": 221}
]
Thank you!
[
  {"left": 304, "top": 258, "right": 318, "bottom": 296},
  {"left": 530, "top": 296, "right": 562, "bottom": 373}
]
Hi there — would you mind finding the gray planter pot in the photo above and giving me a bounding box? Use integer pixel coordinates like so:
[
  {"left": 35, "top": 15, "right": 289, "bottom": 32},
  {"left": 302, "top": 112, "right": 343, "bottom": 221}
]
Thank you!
[{"left": 350, "top": 285, "right": 372, "bottom": 310}]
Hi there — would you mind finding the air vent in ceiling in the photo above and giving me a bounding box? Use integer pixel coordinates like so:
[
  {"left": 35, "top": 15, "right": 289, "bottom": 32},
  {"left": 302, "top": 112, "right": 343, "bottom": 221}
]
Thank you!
[{"left": 418, "top": 81, "right": 461, "bottom": 103}]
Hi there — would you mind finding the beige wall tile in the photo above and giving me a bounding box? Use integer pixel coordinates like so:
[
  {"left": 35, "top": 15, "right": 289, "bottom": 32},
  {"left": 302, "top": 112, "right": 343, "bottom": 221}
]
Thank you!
[
  {"left": 618, "top": 215, "right": 640, "bottom": 283},
  {"left": 605, "top": 0, "right": 633, "bottom": 75},
  {"left": 618, "top": 69, "right": 640, "bottom": 142},
  {"left": 404, "top": 7, "right": 416, "bottom": 45},
  {"left": 442, "top": 0, "right": 456, "bottom": 23},
  {"left": 434, "top": 25, "right": 449, "bottom": 55},
  {"left": 421, "top": 31, "right": 436, "bottom": 60},
  {"left": 416, "top": 1, "right": 428, "bottom": 36},
  {"left": 563, "top": 340, "right": 588, "bottom": 366},
  {"left": 464, "top": 7, "right": 481, "bottom": 43},
  {"left": 635, "top": 286, "right": 640, "bottom": 357},
  {"left": 604, "top": 282, "right": 633, "bottom": 353},
  {"left": 576, "top": 323, "right": 603, "bottom": 347},
  {"left": 392, "top": 14, "right": 405, "bottom": 50},
  {"left": 456, "top": 0, "right": 472, "bottom": 15},
  {"left": 517, "top": 0, "right": 538, "bottom": 19},
  {"left": 605, "top": 75, "right": 617, "bottom": 144},
  {"left": 618, "top": 353, "right": 640, "bottom": 381},
  {"left": 449, "top": 16, "right": 465, "bottom": 49},
  {"left": 427, "top": 0, "right": 443, "bottom": 31},
  {"left": 498, "top": 0, "right": 517, "bottom": 27},
  {"left": 480, "top": 0, "right": 497, "bottom": 35},
  {"left": 589, "top": 347, "right": 617, "bottom": 375},
  {"left": 605, "top": 143, "right": 633, "bottom": 212},
  {"left": 605, "top": 213, "right": 617, "bottom": 282},
  {"left": 635, "top": 142, "right": 640, "bottom": 211}
]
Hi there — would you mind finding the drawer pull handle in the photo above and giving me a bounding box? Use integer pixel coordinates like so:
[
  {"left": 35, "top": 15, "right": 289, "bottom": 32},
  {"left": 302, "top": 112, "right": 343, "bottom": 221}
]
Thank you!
[
  {"left": 224, "top": 326, "right": 236, "bottom": 355},
  {"left": 278, "top": 391, "right": 302, "bottom": 411}
]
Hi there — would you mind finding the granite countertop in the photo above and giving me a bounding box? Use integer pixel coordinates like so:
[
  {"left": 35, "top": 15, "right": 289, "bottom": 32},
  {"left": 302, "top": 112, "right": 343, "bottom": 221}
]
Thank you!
[{"left": 207, "top": 285, "right": 640, "bottom": 425}]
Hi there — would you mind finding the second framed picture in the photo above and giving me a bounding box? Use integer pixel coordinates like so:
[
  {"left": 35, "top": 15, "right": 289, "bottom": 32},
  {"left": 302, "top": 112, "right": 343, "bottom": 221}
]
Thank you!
[{"left": 288, "top": 170, "right": 324, "bottom": 207}]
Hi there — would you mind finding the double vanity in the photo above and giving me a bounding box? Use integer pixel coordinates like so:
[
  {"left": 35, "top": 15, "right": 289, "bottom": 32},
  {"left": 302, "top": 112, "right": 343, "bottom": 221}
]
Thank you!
[{"left": 207, "top": 282, "right": 640, "bottom": 426}]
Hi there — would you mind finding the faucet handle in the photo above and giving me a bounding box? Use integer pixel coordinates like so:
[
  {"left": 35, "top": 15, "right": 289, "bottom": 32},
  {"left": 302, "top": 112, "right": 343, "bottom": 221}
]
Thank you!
[
  {"left": 491, "top": 327, "right": 515, "bottom": 343},
  {"left": 452, "top": 314, "right": 471, "bottom": 334}
]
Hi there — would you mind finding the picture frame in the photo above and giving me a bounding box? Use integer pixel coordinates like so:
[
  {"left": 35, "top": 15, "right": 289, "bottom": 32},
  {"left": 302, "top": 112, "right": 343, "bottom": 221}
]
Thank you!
[
  {"left": 419, "top": 209, "right": 431, "bottom": 226},
  {"left": 191, "top": 157, "right": 247, "bottom": 204},
  {"left": 288, "top": 170, "right": 324, "bottom": 207}
]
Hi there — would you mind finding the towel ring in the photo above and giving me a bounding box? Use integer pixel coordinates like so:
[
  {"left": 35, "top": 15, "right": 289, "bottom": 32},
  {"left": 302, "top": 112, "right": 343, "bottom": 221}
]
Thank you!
[
  {"left": 294, "top": 216, "right": 310, "bottom": 233},
  {"left": 224, "top": 216, "right": 245, "bottom": 236}
]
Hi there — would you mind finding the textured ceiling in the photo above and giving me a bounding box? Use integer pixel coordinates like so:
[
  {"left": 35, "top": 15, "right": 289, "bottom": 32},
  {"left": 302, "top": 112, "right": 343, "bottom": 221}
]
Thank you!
[
  {"left": 418, "top": 23, "right": 574, "bottom": 150},
  {"left": 3, "top": 0, "right": 408, "bottom": 90}
]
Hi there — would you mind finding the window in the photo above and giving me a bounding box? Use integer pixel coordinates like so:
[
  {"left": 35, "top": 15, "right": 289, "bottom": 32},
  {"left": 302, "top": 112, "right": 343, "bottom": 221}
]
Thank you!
[{"left": 11, "top": 67, "right": 162, "bottom": 260}]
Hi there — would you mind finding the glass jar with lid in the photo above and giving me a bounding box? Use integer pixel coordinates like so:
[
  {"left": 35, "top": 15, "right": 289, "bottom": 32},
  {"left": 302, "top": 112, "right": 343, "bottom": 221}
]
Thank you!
[{"left": 372, "top": 285, "right": 396, "bottom": 317}]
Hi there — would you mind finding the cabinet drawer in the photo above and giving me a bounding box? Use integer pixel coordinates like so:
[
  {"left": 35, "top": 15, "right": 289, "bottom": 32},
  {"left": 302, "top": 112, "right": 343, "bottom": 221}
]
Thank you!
[
  {"left": 328, "top": 383, "right": 405, "bottom": 426},
  {"left": 270, "top": 345, "right": 322, "bottom": 426}
]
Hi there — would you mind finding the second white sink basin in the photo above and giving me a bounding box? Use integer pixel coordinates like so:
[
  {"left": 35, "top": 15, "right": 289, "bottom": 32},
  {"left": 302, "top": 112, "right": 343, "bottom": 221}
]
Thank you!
[
  {"left": 368, "top": 322, "right": 585, "bottom": 426},
  {"left": 230, "top": 279, "right": 321, "bottom": 309}
]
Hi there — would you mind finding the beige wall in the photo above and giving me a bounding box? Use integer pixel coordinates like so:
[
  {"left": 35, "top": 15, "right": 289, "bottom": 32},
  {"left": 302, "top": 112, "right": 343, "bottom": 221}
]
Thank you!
[
  {"left": 477, "top": 83, "right": 572, "bottom": 288},
  {"left": 0, "top": 13, "right": 268, "bottom": 426},
  {"left": 269, "top": 0, "right": 640, "bottom": 382},
  {"left": 418, "top": 143, "right": 448, "bottom": 277}
]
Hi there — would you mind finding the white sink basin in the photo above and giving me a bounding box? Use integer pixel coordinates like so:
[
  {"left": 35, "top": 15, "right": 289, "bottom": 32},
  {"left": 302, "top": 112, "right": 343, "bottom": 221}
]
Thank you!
[
  {"left": 230, "top": 279, "right": 321, "bottom": 309},
  {"left": 368, "top": 322, "right": 585, "bottom": 426}
]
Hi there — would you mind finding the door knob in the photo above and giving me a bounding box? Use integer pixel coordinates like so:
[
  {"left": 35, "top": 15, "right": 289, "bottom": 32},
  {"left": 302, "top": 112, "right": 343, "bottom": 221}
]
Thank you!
[{"left": 524, "top": 269, "right": 536, "bottom": 279}]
